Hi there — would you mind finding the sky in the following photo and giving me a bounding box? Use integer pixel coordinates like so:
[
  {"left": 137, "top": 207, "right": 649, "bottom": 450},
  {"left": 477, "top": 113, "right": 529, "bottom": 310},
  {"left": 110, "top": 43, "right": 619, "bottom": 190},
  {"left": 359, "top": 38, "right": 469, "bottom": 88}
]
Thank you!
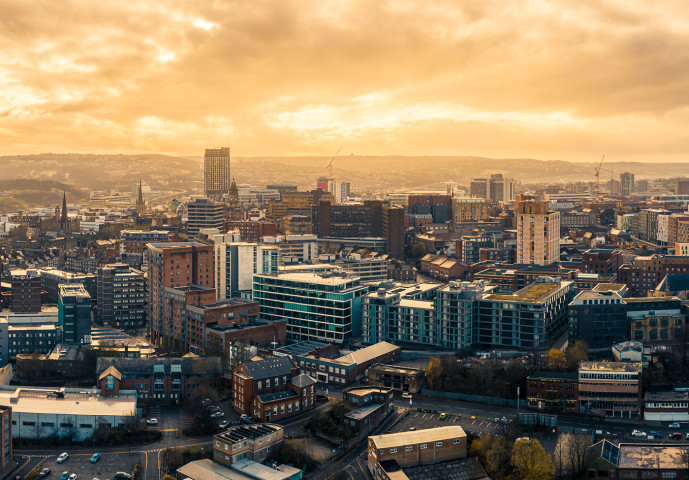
[{"left": 1, "top": 0, "right": 689, "bottom": 162}]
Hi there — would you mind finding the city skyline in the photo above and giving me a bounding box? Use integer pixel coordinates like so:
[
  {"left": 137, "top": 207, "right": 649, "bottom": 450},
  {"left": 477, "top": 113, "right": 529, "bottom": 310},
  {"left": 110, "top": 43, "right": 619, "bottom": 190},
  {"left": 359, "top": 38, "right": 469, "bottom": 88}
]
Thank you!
[{"left": 2, "top": 1, "right": 689, "bottom": 162}]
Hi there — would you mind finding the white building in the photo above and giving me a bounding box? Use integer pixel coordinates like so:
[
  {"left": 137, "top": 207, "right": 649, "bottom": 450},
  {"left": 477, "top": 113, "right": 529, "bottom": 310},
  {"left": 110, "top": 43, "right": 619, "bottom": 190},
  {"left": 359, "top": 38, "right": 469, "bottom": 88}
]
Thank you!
[
  {"left": 213, "top": 234, "right": 279, "bottom": 300},
  {"left": 0, "top": 386, "right": 137, "bottom": 441},
  {"left": 261, "top": 235, "right": 319, "bottom": 264}
]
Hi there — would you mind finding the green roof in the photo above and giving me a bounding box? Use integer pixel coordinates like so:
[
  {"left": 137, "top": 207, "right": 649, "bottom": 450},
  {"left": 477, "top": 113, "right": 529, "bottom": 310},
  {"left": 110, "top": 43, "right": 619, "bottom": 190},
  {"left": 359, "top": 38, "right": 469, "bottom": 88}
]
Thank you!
[{"left": 485, "top": 282, "right": 560, "bottom": 303}]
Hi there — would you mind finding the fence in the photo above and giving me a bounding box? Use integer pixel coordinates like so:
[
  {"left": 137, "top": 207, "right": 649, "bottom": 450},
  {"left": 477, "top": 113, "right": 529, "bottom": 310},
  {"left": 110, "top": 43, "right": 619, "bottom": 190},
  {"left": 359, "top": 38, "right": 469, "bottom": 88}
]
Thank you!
[{"left": 421, "top": 388, "right": 527, "bottom": 407}]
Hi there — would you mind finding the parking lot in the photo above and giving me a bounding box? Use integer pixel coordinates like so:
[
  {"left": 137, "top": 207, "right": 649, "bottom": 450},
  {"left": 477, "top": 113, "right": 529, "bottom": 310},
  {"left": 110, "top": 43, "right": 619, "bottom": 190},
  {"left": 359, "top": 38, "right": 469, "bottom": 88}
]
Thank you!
[
  {"left": 388, "top": 410, "right": 505, "bottom": 437},
  {"left": 38, "top": 450, "right": 145, "bottom": 480}
]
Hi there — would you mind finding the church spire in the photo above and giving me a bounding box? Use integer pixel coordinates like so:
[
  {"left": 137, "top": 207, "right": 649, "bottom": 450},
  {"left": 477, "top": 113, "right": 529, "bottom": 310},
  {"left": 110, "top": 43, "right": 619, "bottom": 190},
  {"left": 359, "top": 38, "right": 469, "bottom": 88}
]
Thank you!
[
  {"left": 136, "top": 179, "right": 146, "bottom": 215},
  {"left": 60, "top": 191, "right": 68, "bottom": 224}
]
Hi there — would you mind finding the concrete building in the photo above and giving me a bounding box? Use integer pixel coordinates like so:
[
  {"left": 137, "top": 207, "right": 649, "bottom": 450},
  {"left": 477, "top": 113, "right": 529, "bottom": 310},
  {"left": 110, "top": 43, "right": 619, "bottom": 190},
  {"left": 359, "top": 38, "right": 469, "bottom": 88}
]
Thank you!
[
  {"left": 620, "top": 172, "right": 635, "bottom": 197},
  {"left": 469, "top": 178, "right": 489, "bottom": 198},
  {"left": 39, "top": 268, "right": 97, "bottom": 303},
  {"left": 226, "top": 220, "right": 278, "bottom": 243},
  {"left": 187, "top": 197, "right": 224, "bottom": 237},
  {"left": 366, "top": 364, "right": 425, "bottom": 394},
  {"left": 342, "top": 386, "right": 394, "bottom": 439},
  {"left": 0, "top": 385, "right": 137, "bottom": 441},
  {"left": 515, "top": 195, "right": 560, "bottom": 265},
  {"left": 213, "top": 234, "right": 279, "bottom": 299},
  {"left": 489, "top": 174, "right": 515, "bottom": 202},
  {"left": 253, "top": 271, "right": 367, "bottom": 344},
  {"left": 644, "top": 391, "right": 689, "bottom": 422},
  {"left": 578, "top": 361, "right": 642, "bottom": 418},
  {"left": 204, "top": 147, "right": 231, "bottom": 198},
  {"left": 96, "top": 263, "right": 146, "bottom": 330},
  {"left": 0, "top": 406, "right": 10, "bottom": 472},
  {"left": 58, "top": 284, "right": 91, "bottom": 345},
  {"left": 568, "top": 290, "right": 628, "bottom": 350},
  {"left": 368, "top": 426, "right": 467, "bottom": 476},
  {"left": 178, "top": 458, "right": 301, "bottom": 480}
]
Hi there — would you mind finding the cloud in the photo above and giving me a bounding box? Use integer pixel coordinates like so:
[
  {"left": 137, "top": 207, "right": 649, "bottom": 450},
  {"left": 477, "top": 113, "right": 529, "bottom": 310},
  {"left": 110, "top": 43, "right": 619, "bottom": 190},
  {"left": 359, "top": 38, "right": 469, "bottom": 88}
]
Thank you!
[{"left": 0, "top": 0, "right": 688, "bottom": 161}]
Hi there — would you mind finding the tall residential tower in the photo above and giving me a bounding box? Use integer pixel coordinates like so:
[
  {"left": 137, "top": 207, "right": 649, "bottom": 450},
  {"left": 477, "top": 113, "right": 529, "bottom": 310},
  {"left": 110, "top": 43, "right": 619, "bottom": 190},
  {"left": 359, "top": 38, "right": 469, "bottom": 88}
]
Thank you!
[
  {"left": 515, "top": 194, "right": 560, "bottom": 266},
  {"left": 204, "top": 147, "right": 231, "bottom": 199}
]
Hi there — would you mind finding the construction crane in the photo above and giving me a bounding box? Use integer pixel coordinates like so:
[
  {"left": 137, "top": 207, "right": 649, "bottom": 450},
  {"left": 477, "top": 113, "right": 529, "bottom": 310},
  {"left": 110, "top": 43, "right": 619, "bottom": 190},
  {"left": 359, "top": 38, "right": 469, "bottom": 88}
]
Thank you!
[
  {"left": 326, "top": 146, "right": 342, "bottom": 179},
  {"left": 594, "top": 155, "right": 605, "bottom": 197}
]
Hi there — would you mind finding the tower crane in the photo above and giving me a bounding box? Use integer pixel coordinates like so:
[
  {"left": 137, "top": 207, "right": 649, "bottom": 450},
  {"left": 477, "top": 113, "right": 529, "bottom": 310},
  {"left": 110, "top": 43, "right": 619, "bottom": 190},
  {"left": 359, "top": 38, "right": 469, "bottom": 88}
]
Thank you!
[
  {"left": 326, "top": 146, "right": 342, "bottom": 179},
  {"left": 594, "top": 155, "right": 605, "bottom": 197}
]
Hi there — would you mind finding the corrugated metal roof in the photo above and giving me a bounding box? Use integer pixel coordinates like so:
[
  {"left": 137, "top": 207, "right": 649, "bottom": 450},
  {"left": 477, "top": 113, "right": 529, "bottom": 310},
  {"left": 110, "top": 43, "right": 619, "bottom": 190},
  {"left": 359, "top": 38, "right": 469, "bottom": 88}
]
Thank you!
[{"left": 370, "top": 426, "right": 466, "bottom": 449}]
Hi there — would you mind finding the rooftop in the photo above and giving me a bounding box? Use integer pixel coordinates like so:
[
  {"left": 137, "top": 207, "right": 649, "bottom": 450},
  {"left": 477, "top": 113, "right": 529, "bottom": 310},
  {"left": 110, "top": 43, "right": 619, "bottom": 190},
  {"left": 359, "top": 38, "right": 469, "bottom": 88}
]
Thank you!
[
  {"left": 645, "top": 391, "right": 689, "bottom": 402},
  {"left": 484, "top": 281, "right": 565, "bottom": 303},
  {"left": 579, "top": 361, "right": 642, "bottom": 372},
  {"left": 276, "top": 340, "right": 332, "bottom": 356},
  {"left": 0, "top": 386, "right": 135, "bottom": 417},
  {"left": 593, "top": 283, "right": 627, "bottom": 292},
  {"left": 336, "top": 342, "right": 400, "bottom": 366},
  {"left": 256, "top": 390, "right": 297, "bottom": 403},
  {"left": 613, "top": 340, "right": 643, "bottom": 353},
  {"left": 370, "top": 426, "right": 466, "bottom": 449},
  {"left": 403, "top": 457, "right": 490, "bottom": 480},
  {"left": 528, "top": 371, "right": 578, "bottom": 381},
  {"left": 96, "top": 356, "right": 222, "bottom": 376},
  {"left": 345, "top": 403, "right": 383, "bottom": 421},
  {"left": 215, "top": 423, "right": 282, "bottom": 444},
  {"left": 241, "top": 356, "right": 295, "bottom": 380},
  {"left": 256, "top": 271, "right": 361, "bottom": 286},
  {"left": 618, "top": 444, "right": 689, "bottom": 470}
]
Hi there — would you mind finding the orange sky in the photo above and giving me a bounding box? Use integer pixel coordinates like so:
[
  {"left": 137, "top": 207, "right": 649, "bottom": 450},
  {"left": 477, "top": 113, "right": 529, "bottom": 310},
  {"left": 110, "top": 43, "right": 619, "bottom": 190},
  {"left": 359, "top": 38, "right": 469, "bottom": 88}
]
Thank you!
[{"left": 1, "top": 0, "right": 689, "bottom": 162}]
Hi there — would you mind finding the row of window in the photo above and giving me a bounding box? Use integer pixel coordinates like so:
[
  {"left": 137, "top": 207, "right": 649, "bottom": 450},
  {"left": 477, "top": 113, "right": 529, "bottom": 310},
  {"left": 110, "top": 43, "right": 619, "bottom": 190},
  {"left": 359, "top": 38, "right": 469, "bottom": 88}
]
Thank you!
[{"left": 382, "top": 439, "right": 461, "bottom": 454}]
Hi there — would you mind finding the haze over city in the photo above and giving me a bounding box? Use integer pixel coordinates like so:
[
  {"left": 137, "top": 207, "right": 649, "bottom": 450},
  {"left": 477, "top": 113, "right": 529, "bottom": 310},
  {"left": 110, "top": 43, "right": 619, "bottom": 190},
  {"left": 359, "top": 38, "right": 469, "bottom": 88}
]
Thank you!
[{"left": 2, "top": 0, "right": 689, "bottom": 161}]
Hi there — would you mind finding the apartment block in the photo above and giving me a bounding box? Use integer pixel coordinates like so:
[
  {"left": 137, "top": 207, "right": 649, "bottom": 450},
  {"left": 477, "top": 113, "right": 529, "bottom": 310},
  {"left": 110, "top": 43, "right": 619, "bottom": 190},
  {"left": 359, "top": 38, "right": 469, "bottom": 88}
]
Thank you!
[
  {"left": 10, "top": 269, "right": 41, "bottom": 313},
  {"left": 213, "top": 234, "right": 279, "bottom": 299},
  {"left": 187, "top": 197, "right": 224, "bottom": 237},
  {"left": 58, "top": 284, "right": 91, "bottom": 345},
  {"left": 452, "top": 198, "right": 489, "bottom": 223},
  {"left": 118, "top": 229, "right": 172, "bottom": 256},
  {"left": 96, "top": 263, "right": 146, "bottom": 330},
  {"left": 515, "top": 195, "right": 560, "bottom": 265}
]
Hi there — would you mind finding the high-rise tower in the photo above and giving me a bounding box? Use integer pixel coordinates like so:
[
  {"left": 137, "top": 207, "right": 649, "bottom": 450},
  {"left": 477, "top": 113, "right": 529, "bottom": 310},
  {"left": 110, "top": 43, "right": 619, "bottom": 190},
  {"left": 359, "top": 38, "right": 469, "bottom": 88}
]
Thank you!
[
  {"left": 515, "top": 194, "right": 560, "bottom": 266},
  {"left": 204, "top": 147, "right": 231, "bottom": 199}
]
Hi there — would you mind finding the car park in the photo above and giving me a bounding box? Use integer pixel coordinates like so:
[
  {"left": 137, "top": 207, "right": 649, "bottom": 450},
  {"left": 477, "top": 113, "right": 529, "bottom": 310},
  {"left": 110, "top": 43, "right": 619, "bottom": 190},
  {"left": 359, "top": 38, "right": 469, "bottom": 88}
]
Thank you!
[
  {"left": 90, "top": 453, "right": 101, "bottom": 463},
  {"left": 39, "top": 468, "right": 51, "bottom": 478},
  {"left": 57, "top": 453, "right": 69, "bottom": 463}
]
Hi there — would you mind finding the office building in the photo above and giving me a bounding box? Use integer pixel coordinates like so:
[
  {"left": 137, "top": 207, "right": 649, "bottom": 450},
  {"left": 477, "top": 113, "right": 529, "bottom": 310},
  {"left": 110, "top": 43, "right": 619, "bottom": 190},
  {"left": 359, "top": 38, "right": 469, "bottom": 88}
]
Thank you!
[
  {"left": 97, "top": 263, "right": 146, "bottom": 330},
  {"left": 40, "top": 268, "right": 97, "bottom": 303},
  {"left": 96, "top": 356, "right": 222, "bottom": 403},
  {"left": 568, "top": 290, "right": 628, "bottom": 350},
  {"left": 578, "top": 361, "right": 642, "bottom": 418},
  {"left": 118, "top": 230, "right": 171, "bottom": 256},
  {"left": 10, "top": 269, "right": 41, "bottom": 313},
  {"left": 0, "top": 407, "right": 10, "bottom": 471},
  {"left": 213, "top": 424, "right": 284, "bottom": 468},
  {"left": 406, "top": 194, "right": 452, "bottom": 224},
  {"left": 187, "top": 197, "right": 224, "bottom": 237},
  {"left": 515, "top": 194, "right": 560, "bottom": 265},
  {"left": 489, "top": 174, "right": 515, "bottom": 202},
  {"left": 147, "top": 242, "right": 214, "bottom": 346},
  {"left": 58, "top": 284, "right": 91, "bottom": 345},
  {"left": 204, "top": 147, "right": 231, "bottom": 198},
  {"left": 469, "top": 178, "right": 489, "bottom": 198},
  {"left": 366, "top": 364, "right": 426, "bottom": 394},
  {"left": 253, "top": 271, "right": 367, "bottom": 343},
  {"left": 620, "top": 172, "right": 635, "bottom": 197},
  {"left": 368, "top": 426, "right": 467, "bottom": 475},
  {"left": 677, "top": 180, "right": 689, "bottom": 195},
  {"left": 226, "top": 220, "right": 278, "bottom": 243},
  {"left": 342, "top": 386, "right": 394, "bottom": 439},
  {"left": 213, "top": 234, "right": 279, "bottom": 299}
]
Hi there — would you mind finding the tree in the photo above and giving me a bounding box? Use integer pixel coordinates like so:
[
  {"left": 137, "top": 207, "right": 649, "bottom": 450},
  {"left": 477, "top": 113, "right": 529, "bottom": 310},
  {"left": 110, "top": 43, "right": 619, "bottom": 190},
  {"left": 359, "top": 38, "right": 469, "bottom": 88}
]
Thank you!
[
  {"left": 565, "top": 434, "right": 592, "bottom": 478},
  {"left": 511, "top": 438, "right": 553, "bottom": 480},
  {"left": 411, "top": 243, "right": 427, "bottom": 259},
  {"left": 470, "top": 435, "right": 511, "bottom": 480},
  {"left": 547, "top": 349, "right": 567, "bottom": 370},
  {"left": 565, "top": 341, "right": 589, "bottom": 371},
  {"left": 425, "top": 357, "right": 444, "bottom": 390}
]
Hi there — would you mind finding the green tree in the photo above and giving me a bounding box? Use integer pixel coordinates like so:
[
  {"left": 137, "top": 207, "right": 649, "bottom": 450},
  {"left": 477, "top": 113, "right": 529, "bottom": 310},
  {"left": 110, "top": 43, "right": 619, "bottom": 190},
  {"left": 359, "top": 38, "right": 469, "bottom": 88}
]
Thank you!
[
  {"left": 425, "top": 357, "right": 444, "bottom": 390},
  {"left": 411, "top": 243, "right": 427, "bottom": 259},
  {"left": 547, "top": 349, "right": 566, "bottom": 370},
  {"left": 565, "top": 341, "right": 589, "bottom": 371},
  {"left": 511, "top": 438, "right": 553, "bottom": 480}
]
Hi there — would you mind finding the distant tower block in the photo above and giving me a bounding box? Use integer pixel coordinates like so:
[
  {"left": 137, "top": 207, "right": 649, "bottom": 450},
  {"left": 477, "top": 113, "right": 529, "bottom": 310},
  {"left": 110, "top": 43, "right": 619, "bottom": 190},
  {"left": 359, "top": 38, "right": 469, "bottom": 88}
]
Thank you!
[{"left": 204, "top": 147, "right": 231, "bottom": 199}]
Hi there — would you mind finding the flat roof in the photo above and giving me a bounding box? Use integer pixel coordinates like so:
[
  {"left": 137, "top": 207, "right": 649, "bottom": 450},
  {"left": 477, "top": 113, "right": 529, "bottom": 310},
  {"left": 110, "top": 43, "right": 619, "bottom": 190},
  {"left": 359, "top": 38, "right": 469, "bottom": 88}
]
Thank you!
[
  {"left": 345, "top": 403, "right": 383, "bottom": 421},
  {"left": 215, "top": 424, "right": 282, "bottom": 444},
  {"left": 484, "top": 281, "right": 568, "bottom": 303},
  {"left": 0, "top": 387, "right": 135, "bottom": 417},
  {"left": 257, "top": 271, "right": 361, "bottom": 286},
  {"left": 336, "top": 342, "right": 399, "bottom": 366},
  {"left": 579, "top": 361, "right": 642, "bottom": 372},
  {"left": 618, "top": 444, "right": 689, "bottom": 470},
  {"left": 370, "top": 426, "right": 466, "bottom": 449}
]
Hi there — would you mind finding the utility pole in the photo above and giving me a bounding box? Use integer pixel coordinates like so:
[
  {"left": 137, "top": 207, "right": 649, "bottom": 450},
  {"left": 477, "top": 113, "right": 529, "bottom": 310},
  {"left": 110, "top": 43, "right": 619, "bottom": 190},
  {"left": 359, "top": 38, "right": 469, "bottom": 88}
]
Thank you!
[{"left": 517, "top": 386, "right": 520, "bottom": 422}]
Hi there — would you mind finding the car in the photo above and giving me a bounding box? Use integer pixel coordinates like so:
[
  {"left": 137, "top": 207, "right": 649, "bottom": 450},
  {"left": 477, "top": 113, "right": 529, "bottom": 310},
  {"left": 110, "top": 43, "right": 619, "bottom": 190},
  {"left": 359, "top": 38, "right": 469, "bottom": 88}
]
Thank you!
[
  {"left": 439, "top": 412, "right": 448, "bottom": 420},
  {"left": 408, "top": 427, "right": 416, "bottom": 431},
  {"left": 68, "top": 474, "right": 77, "bottom": 480},
  {"left": 146, "top": 418, "right": 158, "bottom": 426},
  {"left": 669, "top": 422, "right": 681, "bottom": 429},
  {"left": 211, "top": 411, "right": 224, "bottom": 419},
  {"left": 631, "top": 430, "right": 646, "bottom": 437},
  {"left": 90, "top": 453, "right": 101, "bottom": 463},
  {"left": 59, "top": 472, "right": 69, "bottom": 480},
  {"left": 401, "top": 393, "right": 412, "bottom": 399},
  {"left": 648, "top": 431, "right": 662, "bottom": 438},
  {"left": 219, "top": 420, "right": 229, "bottom": 429},
  {"left": 240, "top": 414, "right": 253, "bottom": 424},
  {"left": 113, "top": 473, "right": 132, "bottom": 480},
  {"left": 686, "top": 433, "right": 689, "bottom": 440},
  {"left": 470, "top": 416, "right": 476, "bottom": 421},
  {"left": 669, "top": 432, "right": 682, "bottom": 439},
  {"left": 57, "top": 453, "right": 69, "bottom": 463},
  {"left": 39, "top": 468, "right": 51, "bottom": 478}
]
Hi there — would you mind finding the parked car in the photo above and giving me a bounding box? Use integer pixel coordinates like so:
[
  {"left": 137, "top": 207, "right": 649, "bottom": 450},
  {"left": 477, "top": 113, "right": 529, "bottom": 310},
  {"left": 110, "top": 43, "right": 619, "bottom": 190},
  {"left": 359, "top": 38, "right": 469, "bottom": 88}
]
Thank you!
[
  {"left": 39, "top": 468, "right": 51, "bottom": 478},
  {"left": 146, "top": 418, "right": 158, "bottom": 426},
  {"left": 57, "top": 453, "right": 69, "bottom": 463},
  {"left": 90, "top": 453, "right": 101, "bottom": 463},
  {"left": 68, "top": 474, "right": 77, "bottom": 480},
  {"left": 211, "top": 410, "right": 224, "bottom": 419},
  {"left": 113, "top": 473, "right": 132, "bottom": 480},
  {"left": 669, "top": 422, "right": 681, "bottom": 429},
  {"left": 439, "top": 413, "right": 448, "bottom": 420},
  {"left": 685, "top": 433, "right": 689, "bottom": 440},
  {"left": 240, "top": 414, "right": 253, "bottom": 424},
  {"left": 59, "top": 473, "right": 69, "bottom": 480},
  {"left": 401, "top": 393, "right": 412, "bottom": 399},
  {"left": 648, "top": 431, "right": 662, "bottom": 439},
  {"left": 219, "top": 420, "right": 229, "bottom": 429},
  {"left": 669, "top": 432, "right": 682, "bottom": 439},
  {"left": 631, "top": 430, "right": 646, "bottom": 437}
]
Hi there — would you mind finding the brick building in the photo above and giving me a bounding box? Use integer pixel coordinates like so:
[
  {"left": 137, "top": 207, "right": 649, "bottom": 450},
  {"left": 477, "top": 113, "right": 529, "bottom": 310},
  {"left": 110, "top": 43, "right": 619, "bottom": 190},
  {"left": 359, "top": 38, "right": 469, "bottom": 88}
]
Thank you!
[
  {"left": 366, "top": 364, "right": 426, "bottom": 394},
  {"left": 10, "top": 269, "right": 41, "bottom": 313},
  {"left": 578, "top": 361, "right": 642, "bottom": 418},
  {"left": 526, "top": 371, "right": 579, "bottom": 413},
  {"left": 251, "top": 373, "right": 316, "bottom": 422},
  {"left": 232, "top": 357, "right": 299, "bottom": 416},
  {"left": 213, "top": 424, "right": 284, "bottom": 467},
  {"left": 96, "top": 356, "right": 222, "bottom": 403},
  {"left": 226, "top": 220, "right": 278, "bottom": 243},
  {"left": 342, "top": 386, "right": 394, "bottom": 438}
]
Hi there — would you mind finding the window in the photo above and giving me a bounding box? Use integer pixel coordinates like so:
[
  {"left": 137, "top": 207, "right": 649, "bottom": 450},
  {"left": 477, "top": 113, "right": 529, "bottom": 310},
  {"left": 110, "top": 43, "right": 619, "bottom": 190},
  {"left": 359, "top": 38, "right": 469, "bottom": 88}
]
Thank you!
[
  {"left": 105, "top": 375, "right": 116, "bottom": 391},
  {"left": 266, "top": 379, "right": 271, "bottom": 388},
  {"left": 436, "top": 442, "right": 443, "bottom": 447},
  {"left": 258, "top": 381, "right": 262, "bottom": 389},
  {"left": 79, "top": 424, "right": 93, "bottom": 429},
  {"left": 453, "top": 439, "right": 460, "bottom": 444},
  {"left": 390, "top": 448, "right": 397, "bottom": 453},
  {"left": 405, "top": 446, "right": 413, "bottom": 451}
]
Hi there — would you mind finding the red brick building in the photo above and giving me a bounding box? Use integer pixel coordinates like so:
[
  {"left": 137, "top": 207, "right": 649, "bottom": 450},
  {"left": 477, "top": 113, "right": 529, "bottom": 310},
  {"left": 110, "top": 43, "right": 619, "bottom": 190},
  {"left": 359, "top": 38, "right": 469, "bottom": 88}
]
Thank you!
[
  {"left": 227, "top": 220, "right": 278, "bottom": 243},
  {"left": 526, "top": 371, "right": 579, "bottom": 413},
  {"left": 251, "top": 374, "right": 316, "bottom": 422},
  {"left": 206, "top": 320, "right": 287, "bottom": 354},
  {"left": 97, "top": 356, "right": 222, "bottom": 403}
]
